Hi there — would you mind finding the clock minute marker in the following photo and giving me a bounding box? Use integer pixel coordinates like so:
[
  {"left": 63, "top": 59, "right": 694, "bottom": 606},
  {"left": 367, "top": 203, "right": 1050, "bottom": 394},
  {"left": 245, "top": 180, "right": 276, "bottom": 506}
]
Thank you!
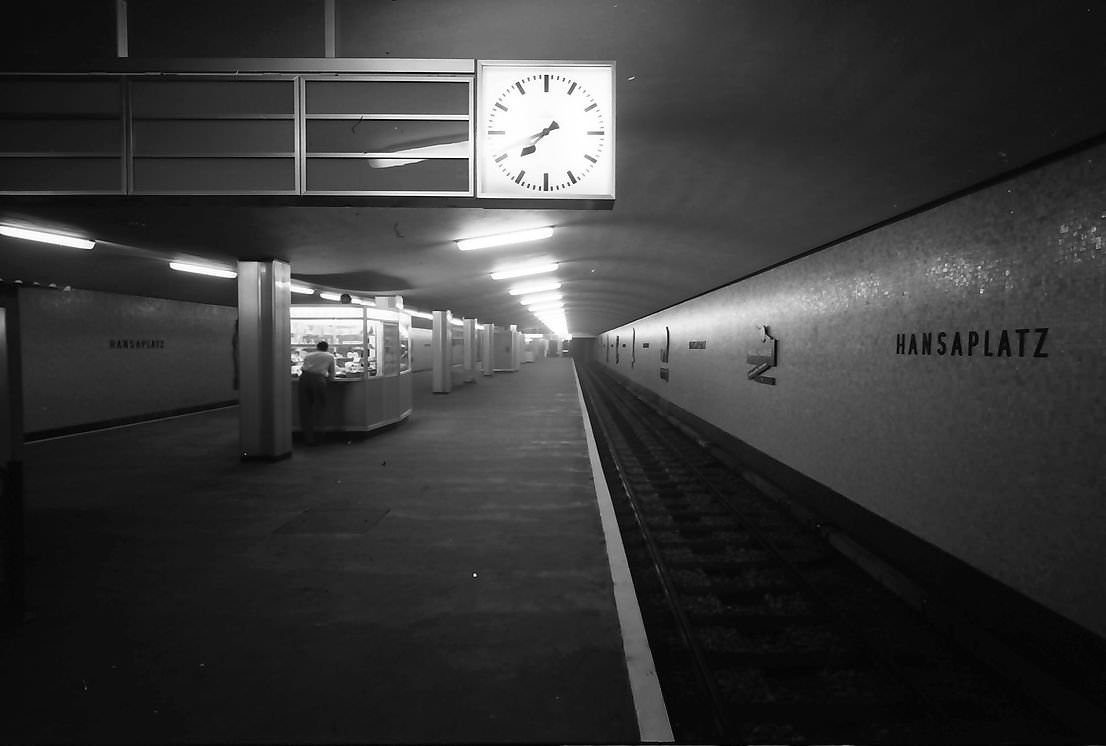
[
  {"left": 515, "top": 81, "right": 525, "bottom": 94},
  {"left": 543, "top": 75, "right": 549, "bottom": 92},
  {"left": 584, "top": 155, "right": 597, "bottom": 163},
  {"left": 495, "top": 102, "right": 508, "bottom": 111},
  {"left": 567, "top": 171, "right": 577, "bottom": 184},
  {"left": 514, "top": 170, "right": 525, "bottom": 184},
  {"left": 587, "top": 130, "right": 605, "bottom": 135},
  {"left": 543, "top": 173, "right": 549, "bottom": 191},
  {"left": 584, "top": 103, "right": 597, "bottom": 112},
  {"left": 494, "top": 153, "right": 508, "bottom": 163},
  {"left": 567, "top": 82, "right": 577, "bottom": 95}
]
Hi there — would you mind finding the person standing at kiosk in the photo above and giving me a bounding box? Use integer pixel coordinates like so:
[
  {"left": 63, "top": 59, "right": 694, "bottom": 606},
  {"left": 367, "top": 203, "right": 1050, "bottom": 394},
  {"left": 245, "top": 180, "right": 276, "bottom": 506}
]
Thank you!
[{"left": 299, "top": 340, "right": 336, "bottom": 445}]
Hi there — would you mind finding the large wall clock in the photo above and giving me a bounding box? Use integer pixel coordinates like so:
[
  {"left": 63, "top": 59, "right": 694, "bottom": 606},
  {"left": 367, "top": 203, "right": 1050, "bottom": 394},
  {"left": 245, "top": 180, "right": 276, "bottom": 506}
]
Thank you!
[{"left": 476, "top": 60, "right": 615, "bottom": 200}]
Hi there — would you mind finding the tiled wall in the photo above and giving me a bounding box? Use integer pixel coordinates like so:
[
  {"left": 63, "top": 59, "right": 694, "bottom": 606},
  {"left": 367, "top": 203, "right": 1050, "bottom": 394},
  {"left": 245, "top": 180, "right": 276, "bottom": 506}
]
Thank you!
[
  {"left": 598, "top": 143, "right": 1106, "bottom": 637},
  {"left": 20, "top": 288, "right": 238, "bottom": 433}
]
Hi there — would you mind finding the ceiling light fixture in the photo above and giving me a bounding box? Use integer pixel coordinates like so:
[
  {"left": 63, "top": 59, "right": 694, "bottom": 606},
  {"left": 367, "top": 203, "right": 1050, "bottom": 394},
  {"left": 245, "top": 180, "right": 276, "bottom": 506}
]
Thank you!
[
  {"left": 456, "top": 226, "right": 554, "bottom": 251},
  {"left": 289, "top": 283, "right": 316, "bottom": 295},
  {"left": 526, "top": 302, "right": 564, "bottom": 313},
  {"left": 519, "top": 291, "right": 562, "bottom": 306},
  {"left": 319, "top": 291, "right": 343, "bottom": 301},
  {"left": 168, "top": 261, "right": 237, "bottom": 279},
  {"left": 507, "top": 279, "right": 561, "bottom": 296},
  {"left": 490, "top": 262, "right": 558, "bottom": 281},
  {"left": 0, "top": 225, "right": 95, "bottom": 250}
]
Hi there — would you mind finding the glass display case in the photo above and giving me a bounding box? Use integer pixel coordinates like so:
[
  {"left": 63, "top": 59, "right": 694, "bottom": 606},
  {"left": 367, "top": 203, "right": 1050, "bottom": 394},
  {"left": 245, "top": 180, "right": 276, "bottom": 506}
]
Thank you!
[
  {"left": 290, "top": 306, "right": 377, "bottom": 379},
  {"left": 290, "top": 301, "right": 412, "bottom": 434}
]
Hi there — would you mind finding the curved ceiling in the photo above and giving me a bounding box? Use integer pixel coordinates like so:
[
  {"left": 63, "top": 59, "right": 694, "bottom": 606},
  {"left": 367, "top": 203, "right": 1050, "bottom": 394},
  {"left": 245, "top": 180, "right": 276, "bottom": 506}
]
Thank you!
[{"left": 3, "top": 1, "right": 1106, "bottom": 335}]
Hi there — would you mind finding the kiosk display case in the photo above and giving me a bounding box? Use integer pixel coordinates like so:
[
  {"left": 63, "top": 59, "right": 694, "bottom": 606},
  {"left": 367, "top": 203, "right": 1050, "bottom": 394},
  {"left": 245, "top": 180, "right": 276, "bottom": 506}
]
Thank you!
[{"left": 291, "top": 303, "right": 412, "bottom": 433}]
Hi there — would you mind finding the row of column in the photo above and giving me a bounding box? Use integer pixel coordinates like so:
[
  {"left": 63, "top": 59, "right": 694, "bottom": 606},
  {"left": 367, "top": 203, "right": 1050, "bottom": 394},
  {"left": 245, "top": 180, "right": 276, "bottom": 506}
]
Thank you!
[{"left": 431, "top": 310, "right": 517, "bottom": 394}]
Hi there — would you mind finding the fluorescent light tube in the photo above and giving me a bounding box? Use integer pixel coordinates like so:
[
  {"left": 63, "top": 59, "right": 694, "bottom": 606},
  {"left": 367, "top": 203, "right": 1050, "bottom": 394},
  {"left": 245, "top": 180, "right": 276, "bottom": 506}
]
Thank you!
[
  {"left": 289, "top": 283, "right": 316, "bottom": 295},
  {"left": 490, "top": 262, "right": 558, "bottom": 281},
  {"left": 508, "top": 280, "right": 561, "bottom": 296},
  {"left": 456, "top": 226, "right": 554, "bottom": 251},
  {"left": 519, "top": 292, "right": 562, "bottom": 306},
  {"left": 0, "top": 225, "right": 94, "bottom": 250},
  {"left": 169, "top": 261, "right": 237, "bottom": 279},
  {"left": 527, "top": 303, "right": 564, "bottom": 314},
  {"left": 408, "top": 310, "right": 434, "bottom": 320}
]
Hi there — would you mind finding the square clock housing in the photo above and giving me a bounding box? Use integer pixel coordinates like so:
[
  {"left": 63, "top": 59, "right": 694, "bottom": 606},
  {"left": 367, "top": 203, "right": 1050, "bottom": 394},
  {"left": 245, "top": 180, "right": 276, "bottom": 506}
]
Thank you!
[{"left": 476, "top": 60, "right": 615, "bottom": 200}]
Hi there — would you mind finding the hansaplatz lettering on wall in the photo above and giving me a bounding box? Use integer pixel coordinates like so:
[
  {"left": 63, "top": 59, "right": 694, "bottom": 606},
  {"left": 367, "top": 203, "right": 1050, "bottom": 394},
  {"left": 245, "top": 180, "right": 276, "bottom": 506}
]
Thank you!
[
  {"left": 109, "top": 339, "right": 166, "bottom": 349},
  {"left": 895, "top": 328, "right": 1048, "bottom": 357}
]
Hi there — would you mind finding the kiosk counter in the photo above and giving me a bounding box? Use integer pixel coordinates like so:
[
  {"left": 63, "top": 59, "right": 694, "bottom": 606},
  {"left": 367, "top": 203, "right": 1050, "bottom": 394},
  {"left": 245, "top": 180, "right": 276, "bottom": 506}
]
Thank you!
[{"left": 290, "top": 302, "right": 412, "bottom": 433}]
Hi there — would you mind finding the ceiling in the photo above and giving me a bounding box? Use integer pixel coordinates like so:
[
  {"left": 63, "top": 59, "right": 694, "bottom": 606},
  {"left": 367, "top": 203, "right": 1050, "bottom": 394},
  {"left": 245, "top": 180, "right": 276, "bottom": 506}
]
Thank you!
[{"left": 3, "top": 1, "right": 1106, "bottom": 335}]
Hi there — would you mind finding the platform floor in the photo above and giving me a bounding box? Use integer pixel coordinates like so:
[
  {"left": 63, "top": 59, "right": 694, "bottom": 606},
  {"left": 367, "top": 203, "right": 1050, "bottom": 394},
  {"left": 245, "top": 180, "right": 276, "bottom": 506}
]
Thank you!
[{"left": 1, "top": 358, "right": 645, "bottom": 744}]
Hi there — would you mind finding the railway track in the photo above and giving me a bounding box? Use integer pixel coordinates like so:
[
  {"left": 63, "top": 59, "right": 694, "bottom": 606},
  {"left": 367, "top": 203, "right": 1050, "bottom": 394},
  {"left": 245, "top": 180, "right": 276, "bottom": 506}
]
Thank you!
[{"left": 577, "top": 362, "right": 1071, "bottom": 743}]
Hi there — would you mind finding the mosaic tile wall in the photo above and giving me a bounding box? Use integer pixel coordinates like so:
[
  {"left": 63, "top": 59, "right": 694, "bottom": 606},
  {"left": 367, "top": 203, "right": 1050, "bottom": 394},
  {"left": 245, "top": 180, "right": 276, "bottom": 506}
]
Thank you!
[
  {"left": 598, "top": 142, "right": 1106, "bottom": 636},
  {"left": 20, "top": 287, "right": 238, "bottom": 433}
]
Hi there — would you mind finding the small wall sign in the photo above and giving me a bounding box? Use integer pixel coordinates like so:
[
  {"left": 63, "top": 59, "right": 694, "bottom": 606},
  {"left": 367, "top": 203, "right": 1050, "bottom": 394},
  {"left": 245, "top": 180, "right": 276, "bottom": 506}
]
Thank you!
[
  {"left": 746, "top": 325, "right": 777, "bottom": 385},
  {"left": 109, "top": 339, "right": 165, "bottom": 349}
]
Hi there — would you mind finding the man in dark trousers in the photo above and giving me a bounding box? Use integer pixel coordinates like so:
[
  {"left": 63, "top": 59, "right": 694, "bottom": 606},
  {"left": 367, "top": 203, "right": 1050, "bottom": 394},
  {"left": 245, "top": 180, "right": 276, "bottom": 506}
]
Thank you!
[{"left": 298, "top": 340, "right": 336, "bottom": 445}]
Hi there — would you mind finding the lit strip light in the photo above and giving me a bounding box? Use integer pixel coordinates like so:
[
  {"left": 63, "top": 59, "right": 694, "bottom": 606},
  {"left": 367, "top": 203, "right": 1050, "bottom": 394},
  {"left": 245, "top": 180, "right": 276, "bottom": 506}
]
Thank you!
[
  {"left": 490, "top": 262, "right": 558, "bottom": 281},
  {"left": 169, "top": 261, "right": 237, "bottom": 279},
  {"left": 526, "top": 302, "right": 564, "bottom": 313},
  {"left": 0, "top": 225, "right": 95, "bottom": 250},
  {"left": 456, "top": 226, "right": 554, "bottom": 251},
  {"left": 289, "top": 283, "right": 316, "bottom": 295},
  {"left": 519, "top": 291, "right": 562, "bottom": 306},
  {"left": 508, "top": 280, "right": 561, "bottom": 296},
  {"left": 533, "top": 311, "right": 568, "bottom": 337}
]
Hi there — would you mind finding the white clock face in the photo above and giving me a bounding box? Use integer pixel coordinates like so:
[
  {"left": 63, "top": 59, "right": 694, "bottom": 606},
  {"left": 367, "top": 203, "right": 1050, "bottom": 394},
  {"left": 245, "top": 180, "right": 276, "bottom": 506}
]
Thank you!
[
  {"left": 477, "top": 63, "right": 615, "bottom": 199},
  {"left": 487, "top": 74, "right": 606, "bottom": 192}
]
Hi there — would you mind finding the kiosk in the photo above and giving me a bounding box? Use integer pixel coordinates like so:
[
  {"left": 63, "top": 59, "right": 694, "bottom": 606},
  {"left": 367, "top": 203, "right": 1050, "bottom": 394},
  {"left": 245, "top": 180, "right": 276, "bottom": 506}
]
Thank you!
[{"left": 290, "top": 301, "right": 412, "bottom": 434}]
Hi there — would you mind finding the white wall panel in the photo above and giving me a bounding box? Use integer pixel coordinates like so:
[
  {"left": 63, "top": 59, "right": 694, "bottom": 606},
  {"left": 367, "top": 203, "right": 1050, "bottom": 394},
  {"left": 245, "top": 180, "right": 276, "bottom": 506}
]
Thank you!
[{"left": 20, "top": 288, "right": 237, "bottom": 433}]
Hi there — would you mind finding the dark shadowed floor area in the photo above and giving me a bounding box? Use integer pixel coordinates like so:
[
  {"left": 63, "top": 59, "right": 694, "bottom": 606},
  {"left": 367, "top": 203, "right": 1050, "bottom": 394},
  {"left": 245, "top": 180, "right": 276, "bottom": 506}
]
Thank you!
[{"left": 1, "top": 358, "right": 639, "bottom": 744}]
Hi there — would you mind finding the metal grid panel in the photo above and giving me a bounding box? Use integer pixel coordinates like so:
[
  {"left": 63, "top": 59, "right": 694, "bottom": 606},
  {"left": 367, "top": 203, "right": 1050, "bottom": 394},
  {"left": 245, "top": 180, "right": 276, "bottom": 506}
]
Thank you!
[
  {"left": 301, "top": 74, "right": 474, "bottom": 197},
  {"left": 0, "top": 77, "right": 125, "bottom": 195}
]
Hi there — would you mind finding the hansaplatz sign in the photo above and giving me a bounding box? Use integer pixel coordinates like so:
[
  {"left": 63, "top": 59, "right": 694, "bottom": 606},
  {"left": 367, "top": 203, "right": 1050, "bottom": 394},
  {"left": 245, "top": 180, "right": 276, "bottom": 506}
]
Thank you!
[
  {"left": 895, "top": 328, "right": 1048, "bottom": 357},
  {"left": 109, "top": 339, "right": 166, "bottom": 349}
]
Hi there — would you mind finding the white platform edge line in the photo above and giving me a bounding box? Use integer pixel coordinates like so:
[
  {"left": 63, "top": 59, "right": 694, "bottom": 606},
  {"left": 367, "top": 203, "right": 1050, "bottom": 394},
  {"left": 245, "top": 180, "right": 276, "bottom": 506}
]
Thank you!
[{"left": 573, "top": 364, "right": 675, "bottom": 744}]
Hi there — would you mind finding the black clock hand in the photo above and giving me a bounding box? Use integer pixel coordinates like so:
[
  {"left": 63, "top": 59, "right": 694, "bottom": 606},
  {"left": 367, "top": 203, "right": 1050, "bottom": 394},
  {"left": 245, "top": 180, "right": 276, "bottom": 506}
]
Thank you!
[{"left": 519, "top": 121, "right": 560, "bottom": 157}]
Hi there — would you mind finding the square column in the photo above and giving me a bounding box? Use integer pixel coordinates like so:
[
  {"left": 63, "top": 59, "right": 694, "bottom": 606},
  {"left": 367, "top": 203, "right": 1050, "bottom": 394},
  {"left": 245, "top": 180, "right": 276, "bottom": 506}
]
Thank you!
[
  {"left": 481, "top": 323, "right": 494, "bottom": 377},
  {"left": 1, "top": 286, "right": 26, "bottom": 623},
  {"left": 462, "top": 318, "right": 477, "bottom": 383},
  {"left": 237, "top": 260, "right": 292, "bottom": 460},
  {"left": 431, "top": 310, "right": 452, "bottom": 393}
]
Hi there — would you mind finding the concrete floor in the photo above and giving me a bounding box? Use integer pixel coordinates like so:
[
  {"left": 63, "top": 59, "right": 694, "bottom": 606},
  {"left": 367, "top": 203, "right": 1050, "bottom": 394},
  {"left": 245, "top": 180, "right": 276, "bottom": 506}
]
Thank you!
[{"left": 1, "top": 358, "right": 641, "bottom": 743}]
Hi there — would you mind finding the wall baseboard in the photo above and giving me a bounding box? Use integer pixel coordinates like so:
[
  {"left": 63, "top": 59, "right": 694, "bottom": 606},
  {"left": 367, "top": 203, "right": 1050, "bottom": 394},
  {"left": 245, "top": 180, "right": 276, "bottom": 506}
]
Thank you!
[
  {"left": 594, "top": 363, "right": 1106, "bottom": 731},
  {"left": 24, "top": 400, "right": 238, "bottom": 442}
]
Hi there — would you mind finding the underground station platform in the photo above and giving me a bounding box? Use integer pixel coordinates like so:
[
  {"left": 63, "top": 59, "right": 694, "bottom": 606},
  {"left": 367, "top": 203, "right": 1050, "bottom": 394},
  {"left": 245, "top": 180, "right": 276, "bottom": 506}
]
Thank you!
[{"left": 0, "top": 357, "right": 651, "bottom": 744}]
